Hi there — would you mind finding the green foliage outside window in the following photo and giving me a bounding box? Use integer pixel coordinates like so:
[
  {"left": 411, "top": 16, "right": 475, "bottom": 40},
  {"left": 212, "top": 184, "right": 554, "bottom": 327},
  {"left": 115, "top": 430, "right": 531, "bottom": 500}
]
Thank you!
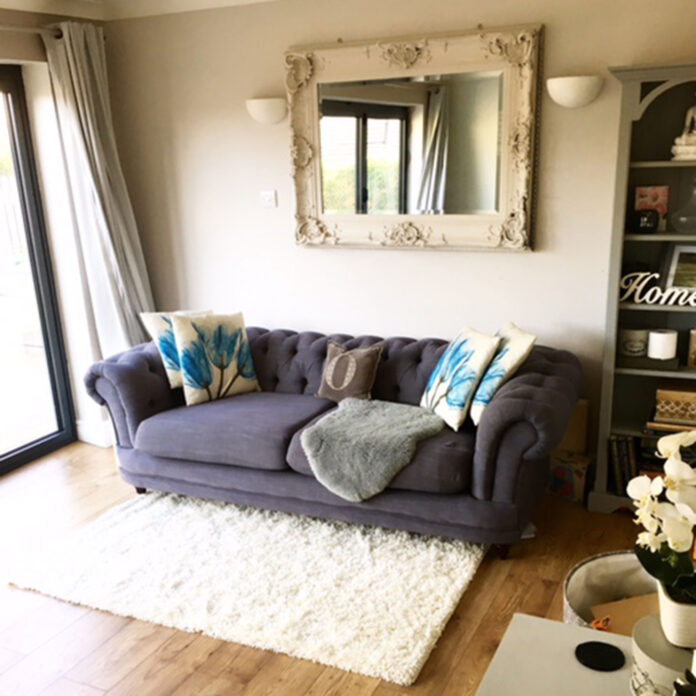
[{"left": 322, "top": 159, "right": 400, "bottom": 215}]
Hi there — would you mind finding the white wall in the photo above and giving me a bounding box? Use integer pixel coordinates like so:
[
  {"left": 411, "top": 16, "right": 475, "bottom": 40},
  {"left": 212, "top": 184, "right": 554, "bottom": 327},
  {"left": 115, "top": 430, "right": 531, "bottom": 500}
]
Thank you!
[{"left": 102, "top": 0, "right": 696, "bottom": 439}]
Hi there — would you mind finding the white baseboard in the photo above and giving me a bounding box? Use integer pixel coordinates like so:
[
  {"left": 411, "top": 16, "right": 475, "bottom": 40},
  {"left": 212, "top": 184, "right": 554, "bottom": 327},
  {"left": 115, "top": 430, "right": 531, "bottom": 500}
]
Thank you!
[
  {"left": 587, "top": 490, "right": 631, "bottom": 514},
  {"left": 77, "top": 417, "right": 115, "bottom": 448},
  {"left": 521, "top": 522, "right": 537, "bottom": 540}
]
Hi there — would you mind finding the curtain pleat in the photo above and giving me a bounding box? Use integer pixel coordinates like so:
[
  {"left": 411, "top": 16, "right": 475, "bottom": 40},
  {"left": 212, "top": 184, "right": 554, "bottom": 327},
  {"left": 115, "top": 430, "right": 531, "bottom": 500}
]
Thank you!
[
  {"left": 416, "top": 87, "right": 449, "bottom": 215},
  {"left": 43, "top": 22, "right": 154, "bottom": 357}
]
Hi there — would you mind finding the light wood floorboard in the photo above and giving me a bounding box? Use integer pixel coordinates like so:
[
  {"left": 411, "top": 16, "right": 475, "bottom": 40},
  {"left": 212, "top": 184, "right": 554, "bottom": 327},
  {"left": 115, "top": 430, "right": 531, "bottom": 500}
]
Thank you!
[{"left": 0, "top": 442, "right": 635, "bottom": 695}]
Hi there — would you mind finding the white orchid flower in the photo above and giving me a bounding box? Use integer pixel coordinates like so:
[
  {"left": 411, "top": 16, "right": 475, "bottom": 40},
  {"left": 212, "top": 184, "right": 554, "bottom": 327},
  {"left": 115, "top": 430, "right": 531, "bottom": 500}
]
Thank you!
[
  {"left": 675, "top": 501, "right": 696, "bottom": 525},
  {"left": 661, "top": 514, "right": 694, "bottom": 553},
  {"left": 637, "top": 530, "right": 667, "bottom": 552},
  {"left": 656, "top": 431, "right": 696, "bottom": 460},
  {"left": 634, "top": 496, "right": 661, "bottom": 533},
  {"left": 652, "top": 500, "right": 696, "bottom": 552},
  {"left": 663, "top": 457, "right": 696, "bottom": 511},
  {"left": 627, "top": 475, "right": 664, "bottom": 501},
  {"left": 635, "top": 496, "right": 676, "bottom": 534}
]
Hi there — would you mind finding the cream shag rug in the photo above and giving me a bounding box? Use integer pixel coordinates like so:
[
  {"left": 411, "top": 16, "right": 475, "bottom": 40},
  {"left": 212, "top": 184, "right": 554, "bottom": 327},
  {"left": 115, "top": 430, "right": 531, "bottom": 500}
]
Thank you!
[{"left": 9, "top": 493, "right": 485, "bottom": 685}]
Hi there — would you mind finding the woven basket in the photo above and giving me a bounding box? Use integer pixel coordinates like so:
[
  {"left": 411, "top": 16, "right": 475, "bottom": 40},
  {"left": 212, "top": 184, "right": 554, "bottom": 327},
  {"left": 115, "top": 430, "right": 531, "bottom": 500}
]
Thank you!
[{"left": 563, "top": 550, "right": 656, "bottom": 626}]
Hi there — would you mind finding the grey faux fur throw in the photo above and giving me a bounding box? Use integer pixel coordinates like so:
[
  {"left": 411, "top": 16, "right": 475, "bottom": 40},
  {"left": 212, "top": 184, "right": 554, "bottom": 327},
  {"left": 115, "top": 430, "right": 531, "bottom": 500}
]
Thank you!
[{"left": 301, "top": 398, "right": 445, "bottom": 502}]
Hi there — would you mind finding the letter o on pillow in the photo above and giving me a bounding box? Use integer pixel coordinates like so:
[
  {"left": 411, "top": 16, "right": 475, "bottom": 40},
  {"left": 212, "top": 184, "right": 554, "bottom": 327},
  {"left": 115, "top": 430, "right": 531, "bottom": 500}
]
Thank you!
[
  {"left": 316, "top": 342, "right": 383, "bottom": 402},
  {"left": 325, "top": 353, "right": 358, "bottom": 391}
]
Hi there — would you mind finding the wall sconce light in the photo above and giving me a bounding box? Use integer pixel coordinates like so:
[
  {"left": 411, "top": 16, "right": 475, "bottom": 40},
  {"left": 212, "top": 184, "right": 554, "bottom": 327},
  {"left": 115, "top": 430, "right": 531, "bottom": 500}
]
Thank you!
[
  {"left": 546, "top": 75, "right": 604, "bottom": 108},
  {"left": 245, "top": 97, "right": 288, "bottom": 125}
]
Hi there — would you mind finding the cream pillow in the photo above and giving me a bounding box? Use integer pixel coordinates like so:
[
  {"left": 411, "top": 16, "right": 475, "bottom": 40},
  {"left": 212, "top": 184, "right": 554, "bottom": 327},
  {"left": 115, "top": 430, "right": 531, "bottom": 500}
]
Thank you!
[
  {"left": 140, "top": 310, "right": 211, "bottom": 388},
  {"left": 420, "top": 328, "right": 500, "bottom": 431},
  {"left": 171, "top": 312, "right": 260, "bottom": 406},
  {"left": 469, "top": 322, "right": 536, "bottom": 426}
]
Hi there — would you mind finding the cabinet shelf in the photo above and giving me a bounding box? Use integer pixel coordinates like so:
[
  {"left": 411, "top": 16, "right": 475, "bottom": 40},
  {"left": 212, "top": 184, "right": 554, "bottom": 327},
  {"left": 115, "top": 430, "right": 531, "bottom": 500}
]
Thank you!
[
  {"left": 593, "top": 64, "right": 696, "bottom": 514},
  {"left": 611, "top": 422, "right": 646, "bottom": 437},
  {"left": 630, "top": 160, "right": 696, "bottom": 168},
  {"left": 624, "top": 234, "right": 696, "bottom": 242},
  {"left": 619, "top": 302, "right": 696, "bottom": 312},
  {"left": 615, "top": 366, "right": 696, "bottom": 379}
]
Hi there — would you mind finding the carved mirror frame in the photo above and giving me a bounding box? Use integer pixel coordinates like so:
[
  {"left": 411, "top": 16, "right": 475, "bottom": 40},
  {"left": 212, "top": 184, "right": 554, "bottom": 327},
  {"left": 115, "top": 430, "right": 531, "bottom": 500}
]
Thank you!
[{"left": 286, "top": 25, "right": 542, "bottom": 251}]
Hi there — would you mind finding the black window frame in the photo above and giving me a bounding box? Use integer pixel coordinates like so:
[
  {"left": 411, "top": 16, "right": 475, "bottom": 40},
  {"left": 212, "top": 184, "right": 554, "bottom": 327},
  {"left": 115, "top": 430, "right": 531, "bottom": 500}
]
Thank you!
[
  {"left": 0, "top": 65, "right": 75, "bottom": 475},
  {"left": 321, "top": 99, "right": 409, "bottom": 214}
]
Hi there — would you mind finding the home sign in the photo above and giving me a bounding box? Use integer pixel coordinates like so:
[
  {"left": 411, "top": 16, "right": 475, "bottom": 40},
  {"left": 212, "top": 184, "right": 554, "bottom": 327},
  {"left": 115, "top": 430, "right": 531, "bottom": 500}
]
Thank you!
[{"left": 620, "top": 271, "right": 696, "bottom": 307}]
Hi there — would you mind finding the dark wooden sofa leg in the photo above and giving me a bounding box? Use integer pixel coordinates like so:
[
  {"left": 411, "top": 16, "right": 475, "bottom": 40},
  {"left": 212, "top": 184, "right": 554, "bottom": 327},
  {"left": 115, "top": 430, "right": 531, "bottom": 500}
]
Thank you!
[
  {"left": 493, "top": 544, "right": 511, "bottom": 560},
  {"left": 135, "top": 487, "right": 147, "bottom": 495}
]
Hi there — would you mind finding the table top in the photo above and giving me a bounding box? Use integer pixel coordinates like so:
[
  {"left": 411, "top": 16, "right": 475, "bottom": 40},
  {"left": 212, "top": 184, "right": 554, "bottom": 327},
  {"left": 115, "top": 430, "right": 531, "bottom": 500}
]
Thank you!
[{"left": 476, "top": 614, "right": 633, "bottom": 695}]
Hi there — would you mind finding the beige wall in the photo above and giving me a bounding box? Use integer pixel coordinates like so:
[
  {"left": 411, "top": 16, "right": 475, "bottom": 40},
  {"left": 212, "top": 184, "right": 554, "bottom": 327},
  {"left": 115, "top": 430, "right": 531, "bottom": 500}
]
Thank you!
[
  {"left": 0, "top": 8, "right": 66, "bottom": 62},
  {"left": 103, "top": 0, "right": 696, "bottom": 436}
]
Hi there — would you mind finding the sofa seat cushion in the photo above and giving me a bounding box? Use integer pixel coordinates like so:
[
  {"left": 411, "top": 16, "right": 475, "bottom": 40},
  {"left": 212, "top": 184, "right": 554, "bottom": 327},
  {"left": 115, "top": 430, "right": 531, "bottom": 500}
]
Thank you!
[
  {"left": 287, "top": 418, "right": 474, "bottom": 494},
  {"left": 135, "top": 392, "right": 334, "bottom": 470}
]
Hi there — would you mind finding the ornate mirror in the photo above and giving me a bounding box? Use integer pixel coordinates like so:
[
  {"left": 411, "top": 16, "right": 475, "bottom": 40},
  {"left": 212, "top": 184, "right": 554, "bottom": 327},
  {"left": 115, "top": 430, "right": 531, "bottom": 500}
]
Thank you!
[{"left": 286, "top": 25, "right": 542, "bottom": 250}]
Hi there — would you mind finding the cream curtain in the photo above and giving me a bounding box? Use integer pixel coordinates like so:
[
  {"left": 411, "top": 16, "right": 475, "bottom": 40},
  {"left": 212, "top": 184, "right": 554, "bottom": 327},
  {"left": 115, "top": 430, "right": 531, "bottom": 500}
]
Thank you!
[
  {"left": 416, "top": 86, "right": 449, "bottom": 215},
  {"left": 42, "top": 22, "right": 154, "bottom": 357}
]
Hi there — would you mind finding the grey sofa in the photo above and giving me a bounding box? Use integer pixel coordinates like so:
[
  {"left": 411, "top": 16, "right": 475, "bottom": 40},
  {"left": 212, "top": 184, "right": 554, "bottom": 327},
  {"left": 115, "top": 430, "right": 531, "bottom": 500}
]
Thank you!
[{"left": 85, "top": 327, "right": 582, "bottom": 545}]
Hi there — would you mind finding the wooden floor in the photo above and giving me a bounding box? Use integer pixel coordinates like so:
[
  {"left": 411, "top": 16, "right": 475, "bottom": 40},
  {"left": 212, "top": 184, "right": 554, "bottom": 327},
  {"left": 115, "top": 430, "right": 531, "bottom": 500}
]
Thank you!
[{"left": 0, "top": 442, "right": 636, "bottom": 696}]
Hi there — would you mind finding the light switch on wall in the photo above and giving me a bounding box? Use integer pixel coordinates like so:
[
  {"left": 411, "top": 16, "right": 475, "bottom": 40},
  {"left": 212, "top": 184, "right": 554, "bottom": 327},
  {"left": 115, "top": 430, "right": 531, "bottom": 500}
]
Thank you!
[{"left": 260, "top": 190, "right": 278, "bottom": 208}]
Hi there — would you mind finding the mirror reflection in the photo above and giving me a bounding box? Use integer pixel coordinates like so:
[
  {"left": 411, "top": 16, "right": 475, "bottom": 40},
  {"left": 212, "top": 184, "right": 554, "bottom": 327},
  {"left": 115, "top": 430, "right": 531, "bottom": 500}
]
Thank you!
[{"left": 318, "top": 71, "right": 502, "bottom": 216}]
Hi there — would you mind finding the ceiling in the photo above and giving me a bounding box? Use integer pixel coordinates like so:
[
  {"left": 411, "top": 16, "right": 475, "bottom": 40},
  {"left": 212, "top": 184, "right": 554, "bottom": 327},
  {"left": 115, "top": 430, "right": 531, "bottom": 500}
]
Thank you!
[{"left": 0, "top": 0, "right": 281, "bottom": 20}]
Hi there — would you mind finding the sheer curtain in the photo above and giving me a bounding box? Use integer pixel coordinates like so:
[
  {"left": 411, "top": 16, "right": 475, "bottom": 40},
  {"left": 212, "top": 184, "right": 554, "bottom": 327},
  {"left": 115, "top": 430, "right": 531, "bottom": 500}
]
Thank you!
[
  {"left": 43, "top": 22, "right": 154, "bottom": 357},
  {"left": 416, "top": 86, "right": 449, "bottom": 215}
]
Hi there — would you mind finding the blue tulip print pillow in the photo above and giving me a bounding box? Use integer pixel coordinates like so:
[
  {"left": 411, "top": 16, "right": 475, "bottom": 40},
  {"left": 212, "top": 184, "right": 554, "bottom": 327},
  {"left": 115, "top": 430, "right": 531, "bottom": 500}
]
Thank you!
[
  {"left": 140, "top": 310, "right": 211, "bottom": 388},
  {"left": 470, "top": 322, "right": 536, "bottom": 426},
  {"left": 171, "top": 312, "right": 260, "bottom": 406},
  {"left": 420, "top": 328, "right": 500, "bottom": 431}
]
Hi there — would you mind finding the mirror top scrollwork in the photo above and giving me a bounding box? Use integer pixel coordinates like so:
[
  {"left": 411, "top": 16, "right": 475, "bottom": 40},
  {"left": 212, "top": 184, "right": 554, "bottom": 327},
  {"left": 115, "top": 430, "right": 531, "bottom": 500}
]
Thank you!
[{"left": 286, "top": 25, "right": 542, "bottom": 251}]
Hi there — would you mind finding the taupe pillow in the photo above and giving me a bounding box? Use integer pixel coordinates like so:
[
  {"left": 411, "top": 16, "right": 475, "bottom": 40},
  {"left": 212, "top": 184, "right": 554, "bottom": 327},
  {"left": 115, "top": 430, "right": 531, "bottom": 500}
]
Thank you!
[{"left": 317, "top": 342, "right": 383, "bottom": 402}]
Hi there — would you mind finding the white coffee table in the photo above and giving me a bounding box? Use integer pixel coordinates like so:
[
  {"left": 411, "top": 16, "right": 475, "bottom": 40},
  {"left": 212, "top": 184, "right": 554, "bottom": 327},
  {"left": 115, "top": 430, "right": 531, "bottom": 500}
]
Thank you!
[{"left": 476, "top": 613, "right": 632, "bottom": 695}]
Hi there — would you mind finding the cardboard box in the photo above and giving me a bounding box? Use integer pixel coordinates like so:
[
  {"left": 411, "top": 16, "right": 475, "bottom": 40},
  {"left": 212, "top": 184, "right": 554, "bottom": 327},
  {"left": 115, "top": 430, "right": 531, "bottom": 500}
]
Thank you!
[
  {"left": 556, "top": 399, "right": 589, "bottom": 455},
  {"left": 548, "top": 451, "right": 591, "bottom": 503},
  {"left": 591, "top": 593, "right": 659, "bottom": 637}
]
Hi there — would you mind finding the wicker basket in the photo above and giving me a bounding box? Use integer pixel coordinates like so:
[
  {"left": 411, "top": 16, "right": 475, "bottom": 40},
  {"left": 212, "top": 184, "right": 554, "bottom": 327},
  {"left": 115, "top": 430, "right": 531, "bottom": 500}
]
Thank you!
[{"left": 563, "top": 550, "right": 656, "bottom": 626}]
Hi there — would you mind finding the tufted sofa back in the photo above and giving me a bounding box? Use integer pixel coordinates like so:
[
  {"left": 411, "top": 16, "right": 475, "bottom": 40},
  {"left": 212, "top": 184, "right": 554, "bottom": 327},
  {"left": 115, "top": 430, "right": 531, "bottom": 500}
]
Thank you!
[
  {"left": 86, "top": 325, "right": 582, "bottom": 450},
  {"left": 246, "top": 328, "right": 447, "bottom": 405}
]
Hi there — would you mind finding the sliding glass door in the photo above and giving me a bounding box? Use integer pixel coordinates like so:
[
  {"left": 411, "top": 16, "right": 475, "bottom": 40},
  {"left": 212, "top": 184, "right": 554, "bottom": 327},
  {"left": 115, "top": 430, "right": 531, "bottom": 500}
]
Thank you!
[{"left": 0, "top": 65, "right": 74, "bottom": 473}]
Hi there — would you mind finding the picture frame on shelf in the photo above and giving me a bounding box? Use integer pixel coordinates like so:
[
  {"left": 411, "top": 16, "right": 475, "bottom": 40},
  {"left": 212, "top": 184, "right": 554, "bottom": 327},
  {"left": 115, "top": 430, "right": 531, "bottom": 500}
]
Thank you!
[
  {"left": 635, "top": 185, "right": 669, "bottom": 232},
  {"left": 689, "top": 330, "right": 696, "bottom": 369},
  {"left": 662, "top": 243, "right": 696, "bottom": 290}
]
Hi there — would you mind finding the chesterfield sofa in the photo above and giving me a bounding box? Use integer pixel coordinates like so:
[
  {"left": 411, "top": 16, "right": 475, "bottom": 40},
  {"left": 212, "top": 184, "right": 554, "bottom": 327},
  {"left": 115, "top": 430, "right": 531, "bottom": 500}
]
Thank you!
[{"left": 85, "top": 327, "right": 582, "bottom": 545}]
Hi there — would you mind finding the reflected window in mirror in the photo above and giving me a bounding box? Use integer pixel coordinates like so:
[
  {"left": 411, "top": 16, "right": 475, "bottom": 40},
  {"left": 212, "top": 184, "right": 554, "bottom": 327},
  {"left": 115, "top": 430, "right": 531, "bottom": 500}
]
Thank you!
[
  {"left": 320, "top": 100, "right": 408, "bottom": 214},
  {"left": 318, "top": 71, "right": 503, "bottom": 217}
]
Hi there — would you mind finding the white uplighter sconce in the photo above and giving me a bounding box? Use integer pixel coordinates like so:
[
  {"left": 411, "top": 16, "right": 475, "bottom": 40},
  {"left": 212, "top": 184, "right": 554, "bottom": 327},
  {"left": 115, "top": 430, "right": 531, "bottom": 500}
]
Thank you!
[
  {"left": 245, "top": 97, "right": 288, "bottom": 125},
  {"left": 546, "top": 75, "right": 604, "bottom": 108}
]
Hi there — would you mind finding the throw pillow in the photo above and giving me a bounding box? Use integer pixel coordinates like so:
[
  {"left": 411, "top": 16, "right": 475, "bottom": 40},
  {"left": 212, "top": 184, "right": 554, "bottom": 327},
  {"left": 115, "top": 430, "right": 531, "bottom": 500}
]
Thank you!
[
  {"left": 420, "top": 328, "right": 500, "bottom": 431},
  {"left": 171, "top": 312, "right": 260, "bottom": 406},
  {"left": 316, "top": 342, "right": 383, "bottom": 402},
  {"left": 470, "top": 322, "right": 537, "bottom": 426},
  {"left": 140, "top": 310, "right": 211, "bottom": 388}
]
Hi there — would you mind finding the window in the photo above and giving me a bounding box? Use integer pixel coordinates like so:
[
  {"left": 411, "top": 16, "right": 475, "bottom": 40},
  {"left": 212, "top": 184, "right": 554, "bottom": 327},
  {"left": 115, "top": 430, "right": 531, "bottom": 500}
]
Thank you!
[
  {"left": 0, "top": 66, "right": 75, "bottom": 473},
  {"left": 320, "top": 100, "right": 408, "bottom": 214}
]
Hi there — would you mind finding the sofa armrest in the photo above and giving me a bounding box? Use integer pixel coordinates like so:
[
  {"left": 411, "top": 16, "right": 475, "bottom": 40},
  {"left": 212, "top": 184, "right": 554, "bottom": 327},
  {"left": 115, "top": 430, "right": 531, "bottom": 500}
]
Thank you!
[
  {"left": 85, "top": 342, "right": 182, "bottom": 447},
  {"left": 472, "top": 346, "right": 582, "bottom": 502}
]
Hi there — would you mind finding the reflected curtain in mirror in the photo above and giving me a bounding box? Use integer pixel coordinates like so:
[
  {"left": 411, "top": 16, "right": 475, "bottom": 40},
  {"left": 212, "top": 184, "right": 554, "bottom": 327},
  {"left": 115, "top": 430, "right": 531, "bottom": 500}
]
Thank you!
[{"left": 417, "top": 83, "right": 449, "bottom": 214}]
